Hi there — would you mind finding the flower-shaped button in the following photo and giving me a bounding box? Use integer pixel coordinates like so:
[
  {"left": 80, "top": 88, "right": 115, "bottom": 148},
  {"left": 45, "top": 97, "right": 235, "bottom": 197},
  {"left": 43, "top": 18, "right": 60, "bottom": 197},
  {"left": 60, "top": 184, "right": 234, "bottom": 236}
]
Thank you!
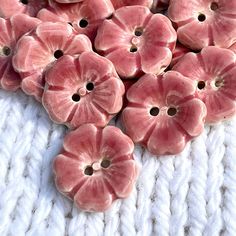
[
  {"left": 168, "top": 0, "right": 236, "bottom": 50},
  {"left": 37, "top": 0, "right": 114, "bottom": 41},
  {"left": 110, "top": 0, "right": 152, "bottom": 10},
  {"left": 42, "top": 52, "right": 125, "bottom": 128},
  {"left": 53, "top": 124, "right": 138, "bottom": 212},
  {"left": 122, "top": 72, "right": 206, "bottom": 155},
  {"left": 0, "top": 14, "right": 40, "bottom": 91},
  {"left": 12, "top": 22, "right": 92, "bottom": 101},
  {"left": 0, "top": 0, "right": 48, "bottom": 18},
  {"left": 95, "top": 6, "right": 177, "bottom": 78},
  {"left": 173, "top": 46, "right": 236, "bottom": 123}
]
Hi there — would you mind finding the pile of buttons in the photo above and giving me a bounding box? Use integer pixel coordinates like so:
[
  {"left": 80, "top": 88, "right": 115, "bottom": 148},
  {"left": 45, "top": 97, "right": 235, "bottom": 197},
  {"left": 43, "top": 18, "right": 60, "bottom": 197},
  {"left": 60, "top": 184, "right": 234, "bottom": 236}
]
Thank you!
[{"left": 1, "top": 0, "right": 236, "bottom": 212}]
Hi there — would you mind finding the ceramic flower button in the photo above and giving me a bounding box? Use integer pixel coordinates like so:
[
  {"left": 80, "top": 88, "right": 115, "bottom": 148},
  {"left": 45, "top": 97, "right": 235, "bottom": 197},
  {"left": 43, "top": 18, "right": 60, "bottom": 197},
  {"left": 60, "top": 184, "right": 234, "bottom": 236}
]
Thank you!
[
  {"left": 0, "top": 14, "right": 40, "bottom": 91},
  {"left": 12, "top": 22, "right": 92, "bottom": 101},
  {"left": 43, "top": 52, "right": 125, "bottom": 128},
  {"left": 0, "top": 0, "right": 48, "bottom": 18},
  {"left": 95, "top": 6, "right": 177, "bottom": 78},
  {"left": 173, "top": 46, "right": 236, "bottom": 123},
  {"left": 53, "top": 124, "right": 138, "bottom": 212},
  {"left": 122, "top": 72, "right": 206, "bottom": 155},
  {"left": 110, "top": 0, "right": 152, "bottom": 9},
  {"left": 168, "top": 0, "right": 236, "bottom": 50},
  {"left": 37, "top": 0, "right": 114, "bottom": 41}
]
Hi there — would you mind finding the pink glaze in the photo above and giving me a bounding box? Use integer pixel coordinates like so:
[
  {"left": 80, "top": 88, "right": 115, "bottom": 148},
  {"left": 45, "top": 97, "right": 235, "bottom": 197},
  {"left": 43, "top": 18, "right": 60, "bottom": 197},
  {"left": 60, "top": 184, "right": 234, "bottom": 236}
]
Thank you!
[
  {"left": 53, "top": 124, "right": 138, "bottom": 212},
  {"left": 95, "top": 6, "right": 177, "bottom": 78},
  {"left": 12, "top": 22, "right": 92, "bottom": 101},
  {"left": 37, "top": 0, "right": 114, "bottom": 41},
  {"left": 168, "top": 0, "right": 236, "bottom": 50},
  {"left": 0, "top": 14, "right": 40, "bottom": 91},
  {"left": 42, "top": 52, "right": 125, "bottom": 128},
  {"left": 0, "top": 0, "right": 48, "bottom": 18},
  {"left": 122, "top": 71, "right": 206, "bottom": 155},
  {"left": 173, "top": 46, "right": 236, "bottom": 123}
]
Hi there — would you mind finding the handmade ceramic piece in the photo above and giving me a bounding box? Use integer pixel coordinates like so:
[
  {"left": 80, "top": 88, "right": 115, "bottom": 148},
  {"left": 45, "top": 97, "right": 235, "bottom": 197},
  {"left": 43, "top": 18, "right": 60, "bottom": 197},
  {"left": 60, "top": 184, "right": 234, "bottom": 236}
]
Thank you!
[
  {"left": 110, "top": 0, "right": 152, "bottom": 9},
  {"left": 122, "top": 72, "right": 206, "bottom": 155},
  {"left": 53, "top": 124, "right": 138, "bottom": 212},
  {"left": 37, "top": 0, "right": 114, "bottom": 41},
  {"left": 12, "top": 22, "right": 92, "bottom": 101},
  {"left": 95, "top": 6, "right": 176, "bottom": 78},
  {"left": 168, "top": 0, "right": 236, "bottom": 50},
  {"left": 173, "top": 46, "right": 236, "bottom": 123},
  {"left": 43, "top": 52, "right": 124, "bottom": 128},
  {"left": 169, "top": 43, "right": 190, "bottom": 68},
  {"left": 0, "top": 14, "right": 40, "bottom": 91},
  {"left": 0, "top": 0, "right": 48, "bottom": 18}
]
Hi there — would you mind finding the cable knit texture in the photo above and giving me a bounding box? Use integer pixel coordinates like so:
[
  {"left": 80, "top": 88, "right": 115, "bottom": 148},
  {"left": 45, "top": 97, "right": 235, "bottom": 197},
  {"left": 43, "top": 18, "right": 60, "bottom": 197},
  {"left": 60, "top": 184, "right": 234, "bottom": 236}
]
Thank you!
[{"left": 0, "top": 89, "right": 236, "bottom": 236}]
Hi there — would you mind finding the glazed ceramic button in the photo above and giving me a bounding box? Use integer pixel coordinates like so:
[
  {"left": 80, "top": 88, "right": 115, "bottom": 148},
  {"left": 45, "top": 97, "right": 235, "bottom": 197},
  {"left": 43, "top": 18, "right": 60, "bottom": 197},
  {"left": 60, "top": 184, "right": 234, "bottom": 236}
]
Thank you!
[
  {"left": 110, "top": 0, "right": 153, "bottom": 10},
  {"left": 170, "top": 43, "right": 190, "bottom": 68},
  {"left": 53, "top": 124, "right": 138, "bottom": 212},
  {"left": 122, "top": 72, "right": 206, "bottom": 155},
  {"left": 173, "top": 46, "right": 236, "bottom": 123},
  {"left": 95, "top": 6, "right": 177, "bottom": 78},
  {"left": 0, "top": 0, "right": 48, "bottom": 18},
  {"left": 0, "top": 14, "right": 40, "bottom": 91},
  {"left": 42, "top": 52, "right": 124, "bottom": 128},
  {"left": 37, "top": 0, "right": 114, "bottom": 41},
  {"left": 168, "top": 0, "right": 236, "bottom": 50},
  {"left": 12, "top": 22, "right": 92, "bottom": 101}
]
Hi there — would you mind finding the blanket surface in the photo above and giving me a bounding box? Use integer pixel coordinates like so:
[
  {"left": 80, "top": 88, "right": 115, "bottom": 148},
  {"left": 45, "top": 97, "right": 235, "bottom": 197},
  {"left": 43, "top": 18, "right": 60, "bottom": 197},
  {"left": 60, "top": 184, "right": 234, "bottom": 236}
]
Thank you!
[{"left": 0, "top": 90, "right": 235, "bottom": 236}]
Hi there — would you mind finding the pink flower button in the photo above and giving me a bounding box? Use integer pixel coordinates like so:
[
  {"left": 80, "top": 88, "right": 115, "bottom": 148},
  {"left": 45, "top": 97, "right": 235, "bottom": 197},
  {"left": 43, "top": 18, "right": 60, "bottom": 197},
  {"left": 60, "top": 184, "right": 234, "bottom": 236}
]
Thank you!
[
  {"left": 37, "top": 0, "right": 114, "bottom": 41},
  {"left": 42, "top": 52, "right": 125, "bottom": 128},
  {"left": 95, "top": 6, "right": 177, "bottom": 78},
  {"left": 0, "top": 0, "right": 48, "bottom": 18},
  {"left": 168, "top": 0, "right": 236, "bottom": 50},
  {"left": 12, "top": 22, "right": 92, "bottom": 101},
  {"left": 173, "top": 46, "right": 236, "bottom": 123},
  {"left": 110, "top": 0, "right": 152, "bottom": 9},
  {"left": 122, "top": 72, "right": 206, "bottom": 155},
  {"left": 0, "top": 14, "right": 40, "bottom": 91},
  {"left": 53, "top": 124, "right": 138, "bottom": 212}
]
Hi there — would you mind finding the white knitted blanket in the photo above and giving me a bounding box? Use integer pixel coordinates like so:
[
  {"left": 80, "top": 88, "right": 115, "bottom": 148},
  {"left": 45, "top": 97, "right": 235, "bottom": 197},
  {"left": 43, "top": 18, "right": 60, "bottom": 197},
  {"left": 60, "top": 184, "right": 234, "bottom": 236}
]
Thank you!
[{"left": 0, "top": 89, "right": 236, "bottom": 236}]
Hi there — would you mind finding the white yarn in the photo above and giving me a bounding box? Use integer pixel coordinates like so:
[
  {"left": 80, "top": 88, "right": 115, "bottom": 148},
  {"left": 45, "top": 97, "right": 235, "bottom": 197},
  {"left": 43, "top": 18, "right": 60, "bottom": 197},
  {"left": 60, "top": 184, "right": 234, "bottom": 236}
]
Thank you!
[
  {"left": 187, "top": 128, "right": 209, "bottom": 236},
  {"left": 1, "top": 89, "right": 236, "bottom": 236}
]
